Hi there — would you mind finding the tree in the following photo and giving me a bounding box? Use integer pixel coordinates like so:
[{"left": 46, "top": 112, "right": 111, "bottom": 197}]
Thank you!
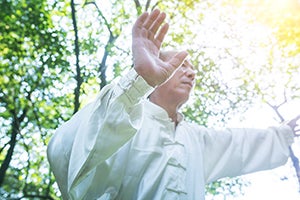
[
  {"left": 0, "top": 0, "right": 70, "bottom": 198},
  {"left": 236, "top": 0, "right": 300, "bottom": 191},
  {"left": 218, "top": 0, "right": 300, "bottom": 194},
  {"left": 2, "top": 0, "right": 299, "bottom": 199}
]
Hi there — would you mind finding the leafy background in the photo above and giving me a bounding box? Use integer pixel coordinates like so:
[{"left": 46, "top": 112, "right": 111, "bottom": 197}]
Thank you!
[{"left": 0, "top": 0, "right": 299, "bottom": 199}]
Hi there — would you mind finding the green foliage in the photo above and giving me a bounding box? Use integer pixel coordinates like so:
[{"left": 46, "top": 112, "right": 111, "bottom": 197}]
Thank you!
[
  {"left": 0, "top": 0, "right": 70, "bottom": 198},
  {"left": 206, "top": 177, "right": 250, "bottom": 198},
  {"left": 254, "top": 0, "right": 300, "bottom": 55},
  {"left": 1, "top": 0, "right": 299, "bottom": 199},
  {"left": 224, "top": 0, "right": 300, "bottom": 104}
]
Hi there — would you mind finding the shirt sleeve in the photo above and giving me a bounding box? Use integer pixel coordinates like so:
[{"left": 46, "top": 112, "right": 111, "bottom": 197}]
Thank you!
[
  {"left": 201, "top": 125, "right": 294, "bottom": 183},
  {"left": 47, "top": 69, "right": 153, "bottom": 199}
]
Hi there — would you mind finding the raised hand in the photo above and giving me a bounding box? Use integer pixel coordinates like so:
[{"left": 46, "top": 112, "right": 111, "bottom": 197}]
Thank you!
[
  {"left": 132, "top": 9, "right": 188, "bottom": 87},
  {"left": 287, "top": 114, "right": 300, "bottom": 136}
]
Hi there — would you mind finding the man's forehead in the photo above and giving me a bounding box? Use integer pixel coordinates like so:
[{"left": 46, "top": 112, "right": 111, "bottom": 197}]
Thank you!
[{"left": 160, "top": 50, "right": 197, "bottom": 70}]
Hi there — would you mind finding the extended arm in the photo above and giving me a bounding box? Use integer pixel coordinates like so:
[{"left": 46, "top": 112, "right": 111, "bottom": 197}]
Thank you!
[{"left": 202, "top": 125, "right": 294, "bottom": 183}]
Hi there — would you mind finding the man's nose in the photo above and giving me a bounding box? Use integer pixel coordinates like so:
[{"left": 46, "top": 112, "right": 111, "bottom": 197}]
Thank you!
[{"left": 186, "top": 68, "right": 196, "bottom": 80}]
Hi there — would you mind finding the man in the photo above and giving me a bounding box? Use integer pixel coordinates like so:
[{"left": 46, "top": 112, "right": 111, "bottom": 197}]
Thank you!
[{"left": 47, "top": 9, "right": 297, "bottom": 199}]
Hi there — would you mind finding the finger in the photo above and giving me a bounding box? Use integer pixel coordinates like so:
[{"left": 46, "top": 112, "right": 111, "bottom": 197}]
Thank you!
[
  {"left": 291, "top": 114, "right": 300, "bottom": 125},
  {"left": 132, "top": 12, "right": 149, "bottom": 36},
  {"left": 154, "top": 23, "right": 169, "bottom": 48},
  {"left": 149, "top": 12, "right": 166, "bottom": 34},
  {"left": 143, "top": 9, "right": 160, "bottom": 29},
  {"left": 167, "top": 51, "right": 189, "bottom": 71}
]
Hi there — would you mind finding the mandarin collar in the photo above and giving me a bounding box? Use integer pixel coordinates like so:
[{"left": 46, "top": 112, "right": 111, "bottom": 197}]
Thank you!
[{"left": 143, "top": 100, "right": 184, "bottom": 124}]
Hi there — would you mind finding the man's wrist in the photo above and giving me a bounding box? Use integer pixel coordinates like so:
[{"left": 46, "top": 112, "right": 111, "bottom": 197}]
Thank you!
[{"left": 116, "top": 68, "right": 154, "bottom": 104}]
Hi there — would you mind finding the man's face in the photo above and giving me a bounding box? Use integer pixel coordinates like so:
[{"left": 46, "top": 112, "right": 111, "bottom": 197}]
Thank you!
[{"left": 156, "top": 51, "right": 196, "bottom": 107}]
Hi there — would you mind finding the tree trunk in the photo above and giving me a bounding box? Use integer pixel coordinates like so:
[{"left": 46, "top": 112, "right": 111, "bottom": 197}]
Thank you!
[
  {"left": 71, "top": 0, "right": 82, "bottom": 114},
  {"left": 100, "top": 34, "right": 116, "bottom": 89},
  {"left": 0, "top": 109, "right": 26, "bottom": 186}
]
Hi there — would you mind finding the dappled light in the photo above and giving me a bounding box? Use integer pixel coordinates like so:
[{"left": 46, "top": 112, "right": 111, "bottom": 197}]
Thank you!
[{"left": 1, "top": 0, "right": 299, "bottom": 199}]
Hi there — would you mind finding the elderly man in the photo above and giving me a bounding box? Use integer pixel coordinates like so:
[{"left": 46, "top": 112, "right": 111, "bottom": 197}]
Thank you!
[{"left": 47, "top": 9, "right": 296, "bottom": 199}]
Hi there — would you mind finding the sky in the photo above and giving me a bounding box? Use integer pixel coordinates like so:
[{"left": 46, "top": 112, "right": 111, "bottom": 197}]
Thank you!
[
  {"left": 241, "top": 169, "right": 300, "bottom": 200},
  {"left": 204, "top": 100, "right": 300, "bottom": 199},
  {"left": 197, "top": 2, "right": 300, "bottom": 198},
  {"left": 227, "top": 101, "right": 300, "bottom": 200}
]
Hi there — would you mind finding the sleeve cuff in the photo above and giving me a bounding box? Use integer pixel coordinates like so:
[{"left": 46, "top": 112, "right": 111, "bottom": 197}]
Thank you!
[
  {"left": 115, "top": 68, "right": 154, "bottom": 104},
  {"left": 278, "top": 125, "right": 295, "bottom": 146}
]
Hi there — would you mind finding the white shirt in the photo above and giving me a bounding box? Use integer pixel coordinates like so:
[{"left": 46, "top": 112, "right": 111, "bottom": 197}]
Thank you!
[{"left": 47, "top": 69, "right": 294, "bottom": 200}]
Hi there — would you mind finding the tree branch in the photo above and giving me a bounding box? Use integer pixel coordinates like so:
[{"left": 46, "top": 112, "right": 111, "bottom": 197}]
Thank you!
[
  {"left": 289, "top": 147, "right": 300, "bottom": 192},
  {"left": 0, "top": 141, "right": 9, "bottom": 155},
  {"left": 267, "top": 99, "right": 300, "bottom": 192},
  {"left": 84, "top": 0, "right": 120, "bottom": 89},
  {"left": 145, "top": 0, "right": 151, "bottom": 11},
  {"left": 71, "top": 0, "right": 82, "bottom": 114},
  {"left": 0, "top": 107, "right": 27, "bottom": 186},
  {"left": 265, "top": 89, "right": 288, "bottom": 122}
]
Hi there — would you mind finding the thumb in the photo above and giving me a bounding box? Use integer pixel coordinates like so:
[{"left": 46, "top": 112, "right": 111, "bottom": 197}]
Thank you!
[
  {"left": 287, "top": 114, "right": 300, "bottom": 131},
  {"left": 167, "top": 51, "right": 189, "bottom": 71}
]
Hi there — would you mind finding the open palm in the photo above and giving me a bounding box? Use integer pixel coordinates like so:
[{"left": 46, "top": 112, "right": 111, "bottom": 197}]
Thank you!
[
  {"left": 287, "top": 114, "right": 300, "bottom": 136},
  {"left": 132, "top": 9, "right": 188, "bottom": 87}
]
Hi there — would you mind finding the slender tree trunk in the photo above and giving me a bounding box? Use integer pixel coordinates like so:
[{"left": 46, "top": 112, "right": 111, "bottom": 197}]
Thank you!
[
  {"left": 71, "top": 0, "right": 82, "bottom": 114},
  {"left": 100, "top": 34, "right": 116, "bottom": 89},
  {"left": 0, "top": 109, "right": 27, "bottom": 186},
  {"left": 83, "top": 1, "right": 118, "bottom": 89},
  {"left": 268, "top": 100, "right": 300, "bottom": 192},
  {"left": 0, "top": 129, "right": 17, "bottom": 186},
  {"left": 289, "top": 147, "right": 300, "bottom": 192}
]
